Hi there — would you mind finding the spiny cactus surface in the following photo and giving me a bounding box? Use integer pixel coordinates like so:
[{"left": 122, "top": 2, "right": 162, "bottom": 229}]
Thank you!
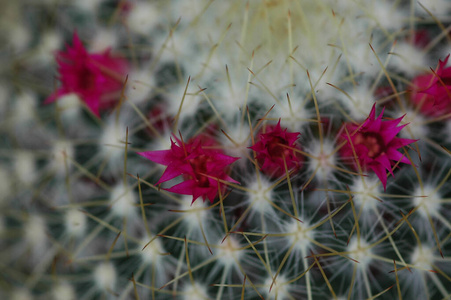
[{"left": 1, "top": 1, "right": 451, "bottom": 299}]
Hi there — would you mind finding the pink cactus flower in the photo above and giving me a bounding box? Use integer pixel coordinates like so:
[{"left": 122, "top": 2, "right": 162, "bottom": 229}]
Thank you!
[
  {"left": 411, "top": 29, "right": 430, "bottom": 48},
  {"left": 410, "top": 54, "right": 451, "bottom": 118},
  {"left": 138, "top": 135, "right": 240, "bottom": 204},
  {"left": 45, "top": 32, "right": 129, "bottom": 117},
  {"left": 340, "top": 104, "right": 416, "bottom": 190},
  {"left": 249, "top": 120, "right": 302, "bottom": 177}
]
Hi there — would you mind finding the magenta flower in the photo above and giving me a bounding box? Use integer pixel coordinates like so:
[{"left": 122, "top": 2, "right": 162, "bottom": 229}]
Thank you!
[
  {"left": 340, "top": 104, "right": 416, "bottom": 190},
  {"left": 45, "top": 32, "right": 129, "bottom": 117},
  {"left": 410, "top": 54, "right": 451, "bottom": 118},
  {"left": 249, "top": 120, "right": 302, "bottom": 177},
  {"left": 138, "top": 135, "right": 240, "bottom": 204}
]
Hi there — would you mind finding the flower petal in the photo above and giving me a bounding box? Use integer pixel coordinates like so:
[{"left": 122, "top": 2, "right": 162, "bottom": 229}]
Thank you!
[{"left": 138, "top": 150, "right": 174, "bottom": 165}]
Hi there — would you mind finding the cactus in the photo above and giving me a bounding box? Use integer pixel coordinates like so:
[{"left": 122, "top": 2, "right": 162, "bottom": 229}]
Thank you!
[{"left": 1, "top": 1, "right": 451, "bottom": 299}]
